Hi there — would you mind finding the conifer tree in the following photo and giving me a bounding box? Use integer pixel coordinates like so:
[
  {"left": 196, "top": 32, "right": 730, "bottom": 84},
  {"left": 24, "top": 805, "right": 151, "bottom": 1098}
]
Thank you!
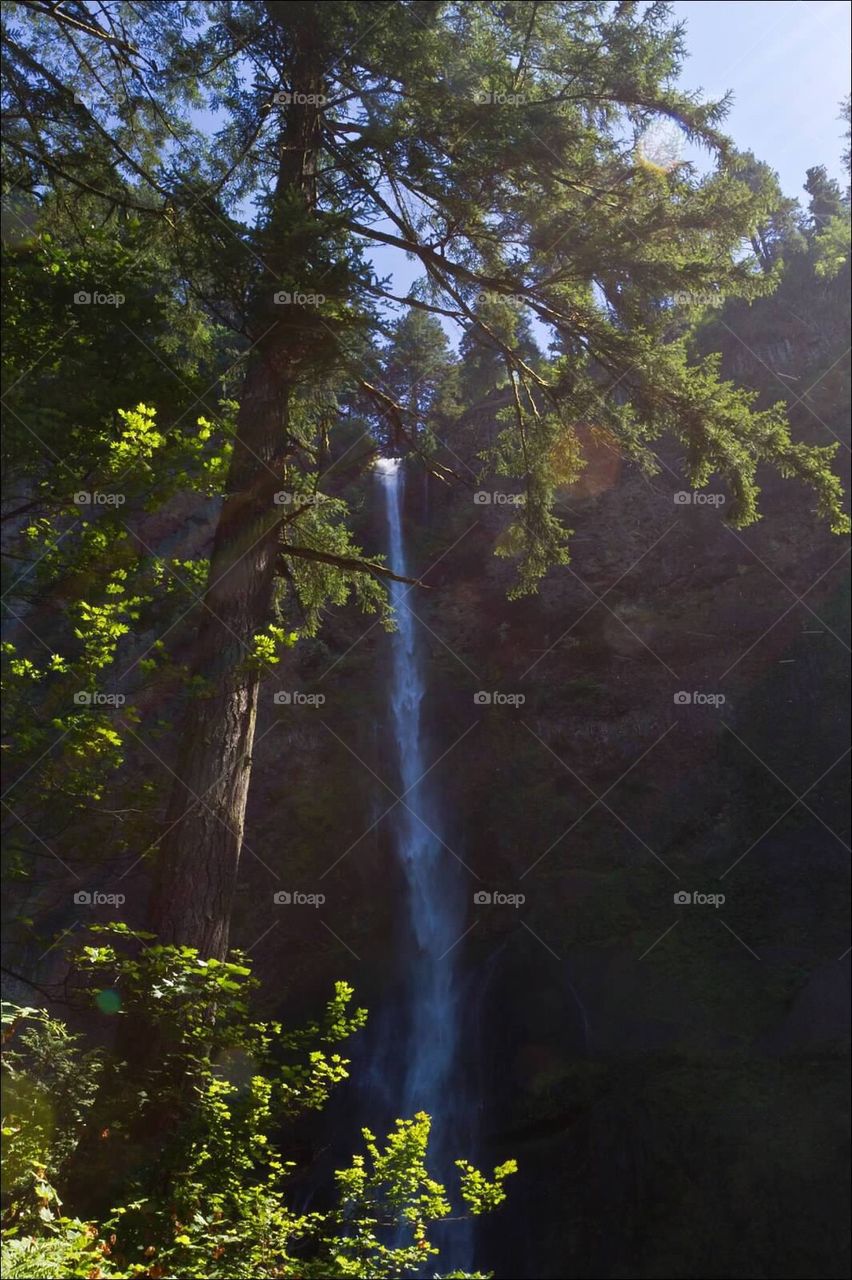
[{"left": 3, "top": 0, "right": 848, "bottom": 958}]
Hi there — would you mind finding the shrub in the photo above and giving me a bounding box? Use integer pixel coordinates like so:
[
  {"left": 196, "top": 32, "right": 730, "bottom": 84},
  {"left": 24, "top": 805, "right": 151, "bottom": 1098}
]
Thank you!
[{"left": 1, "top": 925, "right": 515, "bottom": 1278}]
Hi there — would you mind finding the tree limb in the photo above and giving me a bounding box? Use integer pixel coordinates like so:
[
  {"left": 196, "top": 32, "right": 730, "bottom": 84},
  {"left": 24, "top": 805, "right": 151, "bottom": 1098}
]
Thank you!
[{"left": 278, "top": 543, "right": 430, "bottom": 588}]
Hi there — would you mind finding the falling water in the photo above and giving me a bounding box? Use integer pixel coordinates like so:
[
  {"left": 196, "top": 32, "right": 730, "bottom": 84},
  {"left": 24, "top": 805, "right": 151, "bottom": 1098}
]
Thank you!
[{"left": 373, "top": 457, "right": 472, "bottom": 1265}]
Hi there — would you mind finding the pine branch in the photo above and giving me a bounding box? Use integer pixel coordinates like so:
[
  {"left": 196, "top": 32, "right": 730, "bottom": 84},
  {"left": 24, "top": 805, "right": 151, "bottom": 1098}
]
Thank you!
[
  {"left": 19, "top": 0, "right": 142, "bottom": 57},
  {"left": 278, "top": 543, "right": 430, "bottom": 588}
]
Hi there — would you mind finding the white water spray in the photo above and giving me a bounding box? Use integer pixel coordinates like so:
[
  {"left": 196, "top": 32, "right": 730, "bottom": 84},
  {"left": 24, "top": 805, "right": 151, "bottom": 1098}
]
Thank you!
[{"left": 374, "top": 456, "right": 468, "bottom": 1132}]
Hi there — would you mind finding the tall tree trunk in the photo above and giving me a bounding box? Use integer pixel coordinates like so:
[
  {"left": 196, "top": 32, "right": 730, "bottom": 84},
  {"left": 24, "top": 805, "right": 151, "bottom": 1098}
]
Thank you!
[
  {"left": 148, "top": 358, "right": 291, "bottom": 958},
  {"left": 63, "top": 17, "right": 328, "bottom": 1219},
  {"left": 149, "top": 26, "right": 325, "bottom": 959}
]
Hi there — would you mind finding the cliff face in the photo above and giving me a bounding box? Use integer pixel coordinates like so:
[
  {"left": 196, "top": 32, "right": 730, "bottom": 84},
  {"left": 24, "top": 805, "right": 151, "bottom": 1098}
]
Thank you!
[
  {"left": 236, "top": 288, "right": 850, "bottom": 1276},
  {"left": 423, "top": 463, "right": 848, "bottom": 1278},
  {"left": 3, "top": 263, "right": 847, "bottom": 1277}
]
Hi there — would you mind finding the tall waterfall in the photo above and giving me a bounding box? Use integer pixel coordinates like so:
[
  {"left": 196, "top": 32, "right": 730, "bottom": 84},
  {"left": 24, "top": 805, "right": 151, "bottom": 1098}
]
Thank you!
[{"left": 374, "top": 457, "right": 472, "bottom": 1261}]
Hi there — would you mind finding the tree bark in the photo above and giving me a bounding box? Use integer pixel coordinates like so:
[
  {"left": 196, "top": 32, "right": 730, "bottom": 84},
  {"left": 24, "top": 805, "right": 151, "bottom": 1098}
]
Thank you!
[
  {"left": 149, "top": 23, "right": 325, "bottom": 959},
  {"left": 148, "top": 357, "right": 291, "bottom": 957}
]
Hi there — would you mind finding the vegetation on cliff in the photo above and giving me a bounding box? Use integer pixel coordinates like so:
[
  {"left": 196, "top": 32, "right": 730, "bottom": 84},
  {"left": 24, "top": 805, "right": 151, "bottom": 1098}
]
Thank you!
[{"left": 1, "top": 3, "right": 849, "bottom": 1276}]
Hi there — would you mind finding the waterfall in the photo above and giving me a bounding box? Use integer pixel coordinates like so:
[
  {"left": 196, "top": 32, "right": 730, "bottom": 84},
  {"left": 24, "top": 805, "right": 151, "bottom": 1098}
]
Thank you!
[{"left": 374, "top": 457, "right": 472, "bottom": 1265}]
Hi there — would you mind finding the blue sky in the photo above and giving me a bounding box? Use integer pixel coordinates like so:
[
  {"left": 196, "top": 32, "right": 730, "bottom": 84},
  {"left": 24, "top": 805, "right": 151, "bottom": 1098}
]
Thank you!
[{"left": 672, "top": 0, "right": 850, "bottom": 195}]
